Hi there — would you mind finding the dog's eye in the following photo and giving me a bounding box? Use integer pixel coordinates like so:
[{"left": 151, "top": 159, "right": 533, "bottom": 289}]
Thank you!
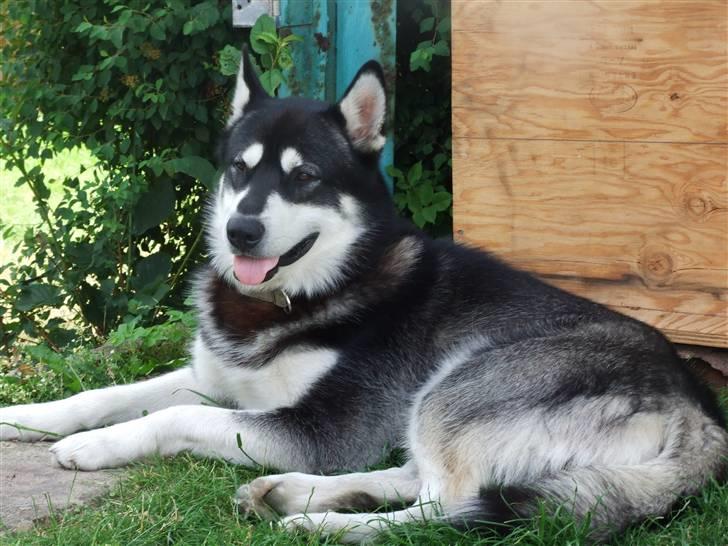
[
  {"left": 295, "top": 171, "right": 317, "bottom": 183},
  {"left": 233, "top": 159, "right": 247, "bottom": 172}
]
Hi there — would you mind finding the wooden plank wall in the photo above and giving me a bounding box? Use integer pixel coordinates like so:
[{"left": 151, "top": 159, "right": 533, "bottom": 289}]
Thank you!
[{"left": 451, "top": 0, "right": 728, "bottom": 347}]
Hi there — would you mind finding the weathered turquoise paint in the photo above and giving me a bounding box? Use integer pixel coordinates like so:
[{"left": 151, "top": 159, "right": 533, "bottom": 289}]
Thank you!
[
  {"left": 279, "top": 0, "right": 396, "bottom": 189},
  {"left": 277, "top": 0, "right": 335, "bottom": 102}
]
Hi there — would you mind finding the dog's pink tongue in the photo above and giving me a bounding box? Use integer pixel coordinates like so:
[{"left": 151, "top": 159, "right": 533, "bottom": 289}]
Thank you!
[{"left": 233, "top": 255, "right": 279, "bottom": 285}]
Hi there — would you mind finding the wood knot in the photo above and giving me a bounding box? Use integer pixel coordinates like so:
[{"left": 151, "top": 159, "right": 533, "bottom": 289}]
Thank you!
[
  {"left": 669, "top": 92, "right": 681, "bottom": 101},
  {"left": 682, "top": 191, "right": 714, "bottom": 221},
  {"left": 640, "top": 247, "right": 674, "bottom": 286},
  {"left": 687, "top": 196, "right": 707, "bottom": 216}
]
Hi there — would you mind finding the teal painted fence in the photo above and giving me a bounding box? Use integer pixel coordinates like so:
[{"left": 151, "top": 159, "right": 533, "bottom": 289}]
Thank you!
[{"left": 278, "top": 0, "right": 396, "bottom": 188}]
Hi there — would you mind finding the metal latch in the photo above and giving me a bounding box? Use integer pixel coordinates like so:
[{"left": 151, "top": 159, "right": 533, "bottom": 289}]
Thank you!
[{"left": 232, "top": 0, "right": 279, "bottom": 28}]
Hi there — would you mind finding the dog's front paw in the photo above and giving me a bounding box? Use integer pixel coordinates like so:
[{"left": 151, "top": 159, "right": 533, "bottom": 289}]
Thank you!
[
  {"left": 50, "top": 424, "right": 150, "bottom": 470},
  {"left": 0, "top": 404, "right": 68, "bottom": 441}
]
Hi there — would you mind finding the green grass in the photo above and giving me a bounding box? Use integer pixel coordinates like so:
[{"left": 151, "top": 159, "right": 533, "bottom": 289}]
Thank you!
[
  {"left": 1, "top": 451, "right": 726, "bottom": 546},
  {"left": 2, "top": 395, "right": 726, "bottom": 545}
]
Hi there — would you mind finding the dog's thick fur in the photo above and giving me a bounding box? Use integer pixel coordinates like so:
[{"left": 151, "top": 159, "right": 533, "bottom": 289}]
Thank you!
[{"left": 1, "top": 53, "right": 726, "bottom": 543}]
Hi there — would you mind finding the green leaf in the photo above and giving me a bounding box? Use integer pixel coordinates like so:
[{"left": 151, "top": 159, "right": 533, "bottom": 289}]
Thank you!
[
  {"left": 422, "top": 206, "right": 437, "bottom": 224},
  {"left": 412, "top": 210, "right": 426, "bottom": 228},
  {"left": 407, "top": 162, "right": 423, "bottom": 183},
  {"left": 410, "top": 48, "right": 432, "bottom": 72},
  {"left": 166, "top": 155, "right": 217, "bottom": 189},
  {"left": 431, "top": 191, "right": 452, "bottom": 211},
  {"left": 218, "top": 45, "right": 242, "bottom": 76},
  {"left": 71, "top": 65, "right": 95, "bottom": 81},
  {"left": 75, "top": 21, "right": 92, "bottom": 33},
  {"left": 386, "top": 165, "right": 404, "bottom": 179},
  {"left": 15, "top": 284, "right": 62, "bottom": 312},
  {"left": 255, "top": 32, "right": 279, "bottom": 46},
  {"left": 432, "top": 40, "right": 450, "bottom": 57},
  {"left": 149, "top": 22, "right": 165, "bottom": 41},
  {"left": 417, "top": 183, "right": 434, "bottom": 205},
  {"left": 250, "top": 14, "right": 277, "bottom": 55},
  {"left": 437, "top": 16, "right": 451, "bottom": 34},
  {"left": 132, "top": 251, "right": 172, "bottom": 292},
  {"left": 132, "top": 180, "right": 176, "bottom": 234},
  {"left": 281, "top": 34, "right": 303, "bottom": 44},
  {"left": 419, "top": 17, "right": 434, "bottom": 33},
  {"left": 259, "top": 69, "right": 283, "bottom": 96},
  {"left": 110, "top": 26, "right": 124, "bottom": 49},
  {"left": 182, "top": 20, "right": 197, "bottom": 36}
]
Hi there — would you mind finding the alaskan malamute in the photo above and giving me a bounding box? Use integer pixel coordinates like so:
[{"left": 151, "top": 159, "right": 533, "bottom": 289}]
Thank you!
[{"left": 2, "top": 51, "right": 725, "bottom": 543}]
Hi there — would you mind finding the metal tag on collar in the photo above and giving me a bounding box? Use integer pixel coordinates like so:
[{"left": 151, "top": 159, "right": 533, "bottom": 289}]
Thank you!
[{"left": 272, "top": 289, "right": 292, "bottom": 313}]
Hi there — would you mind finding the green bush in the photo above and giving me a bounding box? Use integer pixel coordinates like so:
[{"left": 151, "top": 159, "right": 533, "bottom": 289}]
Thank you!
[
  {"left": 391, "top": 0, "right": 452, "bottom": 236},
  {"left": 0, "top": 0, "right": 238, "bottom": 350},
  {"left": 0, "top": 0, "right": 448, "bottom": 353}
]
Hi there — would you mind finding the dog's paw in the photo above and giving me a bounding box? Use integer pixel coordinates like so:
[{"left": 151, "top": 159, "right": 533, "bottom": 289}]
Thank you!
[
  {"left": 235, "top": 476, "right": 282, "bottom": 520},
  {"left": 235, "top": 472, "right": 331, "bottom": 518},
  {"left": 0, "top": 404, "right": 69, "bottom": 441},
  {"left": 50, "top": 425, "right": 148, "bottom": 470}
]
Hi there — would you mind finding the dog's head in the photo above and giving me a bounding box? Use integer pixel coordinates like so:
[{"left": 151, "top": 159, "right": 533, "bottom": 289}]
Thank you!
[{"left": 207, "top": 49, "right": 394, "bottom": 298}]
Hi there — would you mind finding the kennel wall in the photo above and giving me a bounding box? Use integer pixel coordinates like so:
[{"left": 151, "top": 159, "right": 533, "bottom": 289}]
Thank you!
[{"left": 451, "top": 0, "right": 728, "bottom": 347}]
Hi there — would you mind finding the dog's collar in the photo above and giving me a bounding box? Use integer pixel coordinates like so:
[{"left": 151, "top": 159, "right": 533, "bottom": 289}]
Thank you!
[{"left": 246, "top": 289, "right": 292, "bottom": 313}]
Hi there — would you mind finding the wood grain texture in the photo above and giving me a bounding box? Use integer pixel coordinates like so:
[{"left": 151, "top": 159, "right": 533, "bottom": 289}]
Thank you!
[
  {"left": 451, "top": 0, "right": 728, "bottom": 347},
  {"left": 452, "top": 0, "right": 728, "bottom": 142}
]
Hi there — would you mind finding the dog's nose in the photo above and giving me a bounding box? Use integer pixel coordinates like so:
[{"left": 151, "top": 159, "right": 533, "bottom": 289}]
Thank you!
[{"left": 226, "top": 214, "right": 265, "bottom": 252}]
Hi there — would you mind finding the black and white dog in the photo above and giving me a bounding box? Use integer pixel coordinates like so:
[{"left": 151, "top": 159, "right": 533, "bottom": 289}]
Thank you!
[{"left": 1, "top": 52, "right": 726, "bottom": 543}]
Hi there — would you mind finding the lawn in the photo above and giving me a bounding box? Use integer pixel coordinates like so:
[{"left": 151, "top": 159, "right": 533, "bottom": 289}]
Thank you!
[{"left": 1, "top": 434, "right": 726, "bottom": 546}]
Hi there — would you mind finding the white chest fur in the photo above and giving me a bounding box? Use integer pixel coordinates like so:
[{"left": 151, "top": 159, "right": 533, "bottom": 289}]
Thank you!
[{"left": 191, "top": 336, "right": 338, "bottom": 410}]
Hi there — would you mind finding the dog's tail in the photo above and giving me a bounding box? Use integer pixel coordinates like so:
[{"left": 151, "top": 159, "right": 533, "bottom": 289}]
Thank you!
[{"left": 447, "top": 409, "right": 727, "bottom": 541}]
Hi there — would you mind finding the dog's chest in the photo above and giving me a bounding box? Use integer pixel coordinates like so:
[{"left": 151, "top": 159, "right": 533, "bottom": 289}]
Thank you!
[{"left": 191, "top": 336, "right": 338, "bottom": 410}]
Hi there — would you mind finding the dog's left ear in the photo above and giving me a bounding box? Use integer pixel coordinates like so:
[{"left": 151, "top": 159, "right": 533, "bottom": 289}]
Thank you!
[
  {"left": 227, "top": 46, "right": 268, "bottom": 127},
  {"left": 335, "top": 61, "right": 387, "bottom": 153}
]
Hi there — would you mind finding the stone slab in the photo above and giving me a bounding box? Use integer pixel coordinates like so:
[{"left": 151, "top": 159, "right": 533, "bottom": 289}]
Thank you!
[{"left": 0, "top": 442, "right": 123, "bottom": 533}]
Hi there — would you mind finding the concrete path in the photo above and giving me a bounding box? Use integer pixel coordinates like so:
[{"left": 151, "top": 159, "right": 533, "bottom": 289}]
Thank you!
[{"left": 0, "top": 442, "right": 123, "bottom": 533}]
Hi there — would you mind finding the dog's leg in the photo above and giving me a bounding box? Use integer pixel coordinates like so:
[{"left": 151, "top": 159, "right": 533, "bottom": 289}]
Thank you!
[
  {"left": 235, "top": 462, "right": 421, "bottom": 519},
  {"left": 0, "top": 367, "right": 205, "bottom": 441},
  {"left": 49, "top": 405, "right": 310, "bottom": 471},
  {"left": 281, "top": 500, "right": 438, "bottom": 544}
]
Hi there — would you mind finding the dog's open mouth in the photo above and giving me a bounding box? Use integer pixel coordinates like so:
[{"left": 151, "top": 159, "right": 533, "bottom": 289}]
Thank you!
[{"left": 232, "top": 233, "right": 319, "bottom": 285}]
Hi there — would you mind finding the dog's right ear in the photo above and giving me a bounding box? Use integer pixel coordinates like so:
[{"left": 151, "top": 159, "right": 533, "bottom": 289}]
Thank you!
[{"left": 227, "top": 46, "right": 267, "bottom": 127}]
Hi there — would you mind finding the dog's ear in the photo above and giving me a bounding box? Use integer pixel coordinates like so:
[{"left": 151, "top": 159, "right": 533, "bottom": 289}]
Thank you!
[
  {"left": 335, "top": 61, "right": 387, "bottom": 153},
  {"left": 227, "top": 46, "right": 267, "bottom": 127}
]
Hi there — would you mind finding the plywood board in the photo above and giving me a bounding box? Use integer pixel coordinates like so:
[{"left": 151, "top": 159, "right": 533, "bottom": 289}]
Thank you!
[
  {"left": 451, "top": 0, "right": 728, "bottom": 347},
  {"left": 452, "top": 0, "right": 728, "bottom": 142}
]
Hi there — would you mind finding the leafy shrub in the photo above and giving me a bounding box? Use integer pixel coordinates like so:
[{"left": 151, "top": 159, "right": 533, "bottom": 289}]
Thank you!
[
  {"left": 0, "top": 0, "right": 446, "bottom": 355},
  {"left": 0, "top": 0, "right": 239, "bottom": 350},
  {"left": 392, "top": 0, "right": 452, "bottom": 235}
]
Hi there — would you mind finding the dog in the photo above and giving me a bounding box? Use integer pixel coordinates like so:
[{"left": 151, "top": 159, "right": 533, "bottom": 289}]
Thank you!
[{"left": 1, "top": 50, "right": 726, "bottom": 543}]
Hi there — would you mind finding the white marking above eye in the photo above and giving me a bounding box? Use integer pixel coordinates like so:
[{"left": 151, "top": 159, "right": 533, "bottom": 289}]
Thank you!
[
  {"left": 240, "top": 143, "right": 264, "bottom": 169},
  {"left": 280, "top": 147, "right": 304, "bottom": 174}
]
